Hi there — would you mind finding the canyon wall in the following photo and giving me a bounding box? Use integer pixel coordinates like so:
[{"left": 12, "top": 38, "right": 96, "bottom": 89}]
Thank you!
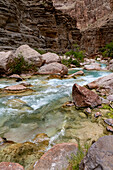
[
  {"left": 53, "top": 0, "right": 113, "bottom": 54},
  {"left": 0, "top": 0, "right": 81, "bottom": 53},
  {"left": 80, "top": 16, "right": 113, "bottom": 54},
  {"left": 53, "top": 0, "right": 112, "bottom": 29}
]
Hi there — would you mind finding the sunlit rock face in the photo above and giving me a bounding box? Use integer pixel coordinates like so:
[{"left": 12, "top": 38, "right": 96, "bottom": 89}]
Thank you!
[{"left": 0, "top": 0, "right": 81, "bottom": 53}]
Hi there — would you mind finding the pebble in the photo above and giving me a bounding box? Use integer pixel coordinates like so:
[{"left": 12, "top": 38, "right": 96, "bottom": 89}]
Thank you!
[
  {"left": 94, "top": 112, "right": 102, "bottom": 118},
  {"left": 106, "top": 126, "right": 113, "bottom": 133},
  {"left": 104, "top": 119, "right": 113, "bottom": 127}
]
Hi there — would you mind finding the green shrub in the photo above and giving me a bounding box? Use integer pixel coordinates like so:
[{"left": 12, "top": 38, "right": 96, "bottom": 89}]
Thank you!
[
  {"left": 101, "top": 41, "right": 113, "bottom": 58},
  {"left": 68, "top": 142, "right": 90, "bottom": 170},
  {"left": 8, "top": 54, "right": 37, "bottom": 75},
  {"left": 34, "top": 48, "right": 46, "bottom": 55},
  {"left": 62, "top": 44, "right": 85, "bottom": 67}
]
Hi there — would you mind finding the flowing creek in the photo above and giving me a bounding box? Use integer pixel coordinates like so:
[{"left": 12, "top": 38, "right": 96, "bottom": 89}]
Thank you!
[{"left": 0, "top": 68, "right": 112, "bottom": 147}]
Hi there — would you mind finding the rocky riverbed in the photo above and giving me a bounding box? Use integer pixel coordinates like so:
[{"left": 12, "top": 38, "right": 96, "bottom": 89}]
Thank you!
[{"left": 0, "top": 45, "right": 113, "bottom": 169}]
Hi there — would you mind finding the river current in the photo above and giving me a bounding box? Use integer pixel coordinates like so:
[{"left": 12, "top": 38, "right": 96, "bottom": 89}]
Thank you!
[{"left": 0, "top": 68, "right": 111, "bottom": 146}]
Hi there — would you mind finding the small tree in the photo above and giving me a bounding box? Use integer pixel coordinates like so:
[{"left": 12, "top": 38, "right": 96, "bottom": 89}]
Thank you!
[
  {"left": 61, "top": 44, "right": 85, "bottom": 67},
  {"left": 8, "top": 54, "right": 37, "bottom": 75},
  {"left": 101, "top": 41, "right": 113, "bottom": 58}
]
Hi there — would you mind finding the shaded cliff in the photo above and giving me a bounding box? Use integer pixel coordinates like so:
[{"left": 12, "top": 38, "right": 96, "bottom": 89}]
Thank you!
[{"left": 0, "top": 0, "right": 81, "bottom": 53}]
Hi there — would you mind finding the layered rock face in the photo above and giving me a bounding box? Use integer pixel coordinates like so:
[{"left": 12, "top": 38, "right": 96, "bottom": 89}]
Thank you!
[
  {"left": 0, "top": 0, "right": 81, "bottom": 53},
  {"left": 80, "top": 14, "right": 113, "bottom": 54},
  {"left": 53, "top": 0, "right": 112, "bottom": 29},
  {"left": 53, "top": 0, "right": 113, "bottom": 54}
]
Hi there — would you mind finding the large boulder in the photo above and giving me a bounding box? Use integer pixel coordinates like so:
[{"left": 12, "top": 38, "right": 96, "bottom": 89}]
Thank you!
[
  {"left": 42, "top": 52, "right": 61, "bottom": 64},
  {"left": 107, "top": 59, "right": 113, "bottom": 71},
  {"left": 84, "top": 63, "right": 101, "bottom": 70},
  {"left": 72, "top": 83, "right": 101, "bottom": 108},
  {"left": 87, "top": 73, "right": 113, "bottom": 95},
  {"left": 0, "top": 162, "right": 24, "bottom": 170},
  {"left": 0, "top": 51, "right": 14, "bottom": 74},
  {"left": 38, "top": 62, "right": 68, "bottom": 75},
  {"left": 14, "top": 45, "right": 44, "bottom": 67},
  {"left": 80, "top": 135, "right": 113, "bottom": 170},
  {"left": 34, "top": 143, "right": 78, "bottom": 170}
]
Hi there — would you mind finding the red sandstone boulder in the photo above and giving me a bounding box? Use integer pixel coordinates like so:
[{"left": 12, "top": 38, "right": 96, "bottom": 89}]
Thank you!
[
  {"left": 72, "top": 83, "right": 101, "bottom": 108},
  {"left": 4, "top": 85, "right": 27, "bottom": 91},
  {"left": 0, "top": 162, "right": 24, "bottom": 170},
  {"left": 9, "top": 74, "right": 23, "bottom": 81},
  {"left": 34, "top": 143, "right": 78, "bottom": 170},
  {"left": 68, "top": 70, "right": 84, "bottom": 78},
  {"left": 38, "top": 62, "right": 68, "bottom": 75},
  {"left": 42, "top": 52, "right": 61, "bottom": 64}
]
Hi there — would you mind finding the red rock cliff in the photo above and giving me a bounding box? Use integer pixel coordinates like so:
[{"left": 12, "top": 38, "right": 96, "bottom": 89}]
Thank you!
[{"left": 0, "top": 0, "right": 81, "bottom": 53}]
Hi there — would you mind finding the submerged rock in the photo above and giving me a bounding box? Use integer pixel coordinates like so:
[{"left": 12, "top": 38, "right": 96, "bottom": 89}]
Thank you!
[
  {"left": 42, "top": 52, "right": 61, "bottom": 64},
  {"left": 34, "top": 143, "right": 78, "bottom": 170},
  {"left": 0, "top": 162, "right": 24, "bottom": 170},
  {"left": 0, "top": 142, "right": 44, "bottom": 169},
  {"left": 80, "top": 135, "right": 113, "bottom": 170},
  {"left": 32, "top": 133, "right": 49, "bottom": 150},
  {"left": 38, "top": 62, "right": 68, "bottom": 75},
  {"left": 6, "top": 99, "right": 28, "bottom": 109},
  {"left": 65, "top": 121, "right": 104, "bottom": 145},
  {"left": 72, "top": 83, "right": 101, "bottom": 108}
]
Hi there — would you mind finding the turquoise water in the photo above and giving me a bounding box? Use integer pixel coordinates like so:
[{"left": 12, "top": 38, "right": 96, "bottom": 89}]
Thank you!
[{"left": 0, "top": 69, "right": 111, "bottom": 144}]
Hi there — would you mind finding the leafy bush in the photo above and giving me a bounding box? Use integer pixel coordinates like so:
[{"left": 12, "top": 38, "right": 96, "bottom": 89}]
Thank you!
[
  {"left": 61, "top": 44, "right": 85, "bottom": 67},
  {"left": 101, "top": 41, "right": 113, "bottom": 58},
  {"left": 34, "top": 48, "right": 46, "bottom": 55},
  {"left": 8, "top": 54, "right": 37, "bottom": 75}
]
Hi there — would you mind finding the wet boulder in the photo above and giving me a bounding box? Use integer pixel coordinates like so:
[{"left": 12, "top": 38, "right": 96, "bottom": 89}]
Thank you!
[
  {"left": 42, "top": 52, "right": 61, "bottom": 64},
  {"left": 4, "top": 84, "right": 27, "bottom": 92},
  {"left": 72, "top": 83, "right": 101, "bottom": 108},
  {"left": 9, "top": 74, "right": 23, "bottom": 81},
  {"left": 80, "top": 135, "right": 113, "bottom": 170},
  {"left": 38, "top": 62, "right": 68, "bottom": 75},
  {"left": 4, "top": 84, "right": 33, "bottom": 95},
  {"left": 0, "top": 162, "right": 24, "bottom": 170},
  {"left": 14, "top": 45, "right": 44, "bottom": 67},
  {"left": 68, "top": 70, "right": 84, "bottom": 78},
  {"left": 34, "top": 143, "right": 78, "bottom": 170}
]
